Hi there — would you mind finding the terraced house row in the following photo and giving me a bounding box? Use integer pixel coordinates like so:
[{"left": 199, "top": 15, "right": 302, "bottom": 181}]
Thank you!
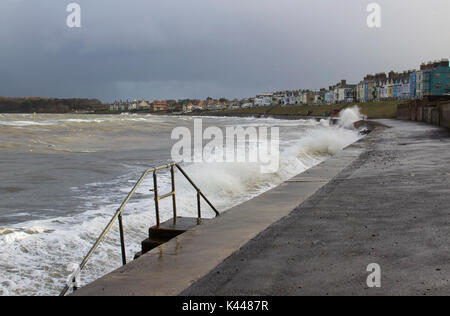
[
  {"left": 356, "top": 59, "right": 450, "bottom": 102},
  {"left": 253, "top": 59, "right": 450, "bottom": 107}
]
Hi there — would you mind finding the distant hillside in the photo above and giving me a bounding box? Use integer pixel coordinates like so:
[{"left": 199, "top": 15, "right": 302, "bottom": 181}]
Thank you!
[{"left": 0, "top": 97, "right": 108, "bottom": 113}]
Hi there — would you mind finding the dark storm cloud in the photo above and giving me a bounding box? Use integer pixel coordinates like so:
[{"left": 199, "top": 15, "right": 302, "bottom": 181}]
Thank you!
[{"left": 0, "top": 0, "right": 449, "bottom": 101}]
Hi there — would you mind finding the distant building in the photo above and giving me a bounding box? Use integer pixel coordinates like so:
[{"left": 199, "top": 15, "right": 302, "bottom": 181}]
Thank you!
[
  {"left": 296, "top": 92, "right": 303, "bottom": 104},
  {"left": 376, "top": 79, "right": 389, "bottom": 100},
  {"left": 286, "top": 91, "right": 297, "bottom": 105},
  {"left": 416, "top": 70, "right": 425, "bottom": 99},
  {"left": 400, "top": 78, "right": 410, "bottom": 99},
  {"left": 137, "top": 100, "right": 150, "bottom": 111},
  {"left": 356, "top": 83, "right": 363, "bottom": 102},
  {"left": 152, "top": 101, "right": 168, "bottom": 112},
  {"left": 254, "top": 93, "right": 273, "bottom": 107},
  {"left": 314, "top": 94, "right": 321, "bottom": 105},
  {"left": 329, "top": 80, "right": 356, "bottom": 103},
  {"left": 410, "top": 71, "right": 418, "bottom": 99},
  {"left": 121, "top": 101, "right": 128, "bottom": 112},
  {"left": 299, "top": 91, "right": 315, "bottom": 105},
  {"left": 388, "top": 78, "right": 395, "bottom": 98},
  {"left": 423, "top": 59, "right": 450, "bottom": 96},
  {"left": 183, "top": 102, "right": 194, "bottom": 112},
  {"left": 128, "top": 99, "right": 138, "bottom": 111},
  {"left": 411, "top": 59, "right": 450, "bottom": 98},
  {"left": 206, "top": 100, "right": 216, "bottom": 110},
  {"left": 110, "top": 101, "right": 120, "bottom": 111},
  {"left": 393, "top": 80, "right": 399, "bottom": 99},
  {"left": 229, "top": 99, "right": 240, "bottom": 109},
  {"left": 324, "top": 91, "right": 332, "bottom": 104},
  {"left": 194, "top": 101, "right": 206, "bottom": 111}
]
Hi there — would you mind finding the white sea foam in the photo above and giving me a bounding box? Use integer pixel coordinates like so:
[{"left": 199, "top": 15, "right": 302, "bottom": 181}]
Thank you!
[
  {"left": 0, "top": 114, "right": 363, "bottom": 296},
  {"left": 62, "top": 119, "right": 104, "bottom": 123},
  {"left": 0, "top": 120, "right": 54, "bottom": 127},
  {"left": 338, "top": 106, "right": 363, "bottom": 129},
  {"left": 0, "top": 114, "right": 166, "bottom": 128}
]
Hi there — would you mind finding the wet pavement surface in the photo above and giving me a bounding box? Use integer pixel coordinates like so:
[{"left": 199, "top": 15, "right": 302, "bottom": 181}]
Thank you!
[{"left": 183, "top": 120, "right": 450, "bottom": 296}]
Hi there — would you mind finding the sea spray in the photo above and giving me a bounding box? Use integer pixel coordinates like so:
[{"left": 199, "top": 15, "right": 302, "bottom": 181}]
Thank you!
[{"left": 339, "top": 106, "right": 363, "bottom": 129}]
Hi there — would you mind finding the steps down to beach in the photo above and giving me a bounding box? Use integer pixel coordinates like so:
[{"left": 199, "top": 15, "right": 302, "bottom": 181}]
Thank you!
[{"left": 135, "top": 217, "right": 211, "bottom": 259}]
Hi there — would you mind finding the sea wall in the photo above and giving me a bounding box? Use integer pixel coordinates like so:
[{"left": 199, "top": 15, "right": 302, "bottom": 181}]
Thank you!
[
  {"left": 185, "top": 112, "right": 340, "bottom": 124},
  {"left": 397, "top": 97, "right": 450, "bottom": 129},
  {"left": 441, "top": 103, "right": 450, "bottom": 129}
]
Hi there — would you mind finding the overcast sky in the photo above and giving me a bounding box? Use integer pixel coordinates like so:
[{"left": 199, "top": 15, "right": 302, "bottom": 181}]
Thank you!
[{"left": 1, "top": 0, "right": 449, "bottom": 102}]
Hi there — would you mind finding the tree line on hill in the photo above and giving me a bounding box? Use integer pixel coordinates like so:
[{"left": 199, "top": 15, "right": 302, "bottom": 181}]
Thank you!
[{"left": 0, "top": 97, "right": 107, "bottom": 113}]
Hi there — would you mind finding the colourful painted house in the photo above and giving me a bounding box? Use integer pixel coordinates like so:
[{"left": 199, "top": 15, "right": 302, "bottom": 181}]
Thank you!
[
  {"left": 388, "top": 79, "right": 394, "bottom": 98},
  {"left": 393, "top": 80, "right": 400, "bottom": 98},
  {"left": 429, "top": 65, "right": 450, "bottom": 96},
  {"left": 410, "top": 72, "right": 417, "bottom": 99}
]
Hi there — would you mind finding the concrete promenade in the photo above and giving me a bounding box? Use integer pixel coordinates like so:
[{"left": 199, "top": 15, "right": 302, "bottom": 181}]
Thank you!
[
  {"left": 75, "top": 119, "right": 449, "bottom": 296},
  {"left": 183, "top": 120, "right": 450, "bottom": 296}
]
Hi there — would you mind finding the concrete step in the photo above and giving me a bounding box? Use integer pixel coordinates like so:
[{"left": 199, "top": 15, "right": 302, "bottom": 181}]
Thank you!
[
  {"left": 148, "top": 217, "right": 210, "bottom": 240},
  {"left": 141, "top": 237, "right": 168, "bottom": 253},
  {"left": 133, "top": 251, "right": 142, "bottom": 260},
  {"left": 134, "top": 217, "right": 212, "bottom": 259}
]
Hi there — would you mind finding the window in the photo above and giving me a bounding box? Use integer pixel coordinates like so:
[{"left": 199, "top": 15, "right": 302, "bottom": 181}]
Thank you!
[
  {"left": 435, "top": 84, "right": 443, "bottom": 89},
  {"left": 435, "top": 73, "right": 441, "bottom": 79}
]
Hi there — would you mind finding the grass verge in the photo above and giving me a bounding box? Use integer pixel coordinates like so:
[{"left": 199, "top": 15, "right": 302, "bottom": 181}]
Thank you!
[{"left": 216, "top": 100, "right": 405, "bottom": 119}]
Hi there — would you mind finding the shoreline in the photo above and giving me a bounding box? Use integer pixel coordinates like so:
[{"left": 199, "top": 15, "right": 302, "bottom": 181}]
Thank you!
[
  {"left": 72, "top": 121, "right": 381, "bottom": 296},
  {"left": 0, "top": 111, "right": 339, "bottom": 124}
]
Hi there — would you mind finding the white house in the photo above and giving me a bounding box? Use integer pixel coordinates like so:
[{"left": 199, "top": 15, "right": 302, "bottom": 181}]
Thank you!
[
  {"left": 137, "top": 100, "right": 150, "bottom": 110},
  {"left": 314, "top": 94, "right": 322, "bottom": 105},
  {"left": 400, "top": 79, "right": 410, "bottom": 99},
  {"left": 333, "top": 88, "right": 339, "bottom": 104},
  {"left": 128, "top": 99, "right": 138, "bottom": 111},
  {"left": 254, "top": 93, "right": 273, "bottom": 107},
  {"left": 285, "top": 92, "right": 296, "bottom": 105},
  {"left": 382, "top": 80, "right": 390, "bottom": 99}
]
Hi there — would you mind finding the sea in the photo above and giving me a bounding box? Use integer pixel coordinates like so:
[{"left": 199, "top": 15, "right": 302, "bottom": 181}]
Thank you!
[{"left": 0, "top": 108, "right": 363, "bottom": 295}]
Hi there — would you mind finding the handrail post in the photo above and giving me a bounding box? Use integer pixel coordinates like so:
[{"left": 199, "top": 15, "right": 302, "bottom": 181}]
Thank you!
[
  {"left": 118, "top": 212, "right": 127, "bottom": 266},
  {"left": 170, "top": 165, "right": 177, "bottom": 225},
  {"left": 197, "top": 191, "right": 201, "bottom": 219},
  {"left": 153, "top": 170, "right": 160, "bottom": 227}
]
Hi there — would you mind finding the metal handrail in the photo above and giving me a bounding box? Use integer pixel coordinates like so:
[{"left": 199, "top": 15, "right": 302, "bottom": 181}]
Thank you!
[{"left": 59, "top": 163, "right": 219, "bottom": 296}]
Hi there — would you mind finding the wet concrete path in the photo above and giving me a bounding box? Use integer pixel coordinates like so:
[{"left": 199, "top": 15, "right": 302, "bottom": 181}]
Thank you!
[{"left": 183, "top": 120, "right": 450, "bottom": 296}]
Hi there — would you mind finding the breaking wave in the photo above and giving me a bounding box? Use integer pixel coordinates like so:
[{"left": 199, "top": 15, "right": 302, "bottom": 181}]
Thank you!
[{"left": 338, "top": 106, "right": 363, "bottom": 129}]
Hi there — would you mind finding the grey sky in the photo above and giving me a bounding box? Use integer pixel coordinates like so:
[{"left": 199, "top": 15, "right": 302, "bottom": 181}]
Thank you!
[{"left": 0, "top": 0, "right": 449, "bottom": 102}]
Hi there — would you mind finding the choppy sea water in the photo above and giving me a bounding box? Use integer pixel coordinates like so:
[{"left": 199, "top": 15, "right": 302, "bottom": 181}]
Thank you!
[{"left": 0, "top": 111, "right": 363, "bottom": 296}]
